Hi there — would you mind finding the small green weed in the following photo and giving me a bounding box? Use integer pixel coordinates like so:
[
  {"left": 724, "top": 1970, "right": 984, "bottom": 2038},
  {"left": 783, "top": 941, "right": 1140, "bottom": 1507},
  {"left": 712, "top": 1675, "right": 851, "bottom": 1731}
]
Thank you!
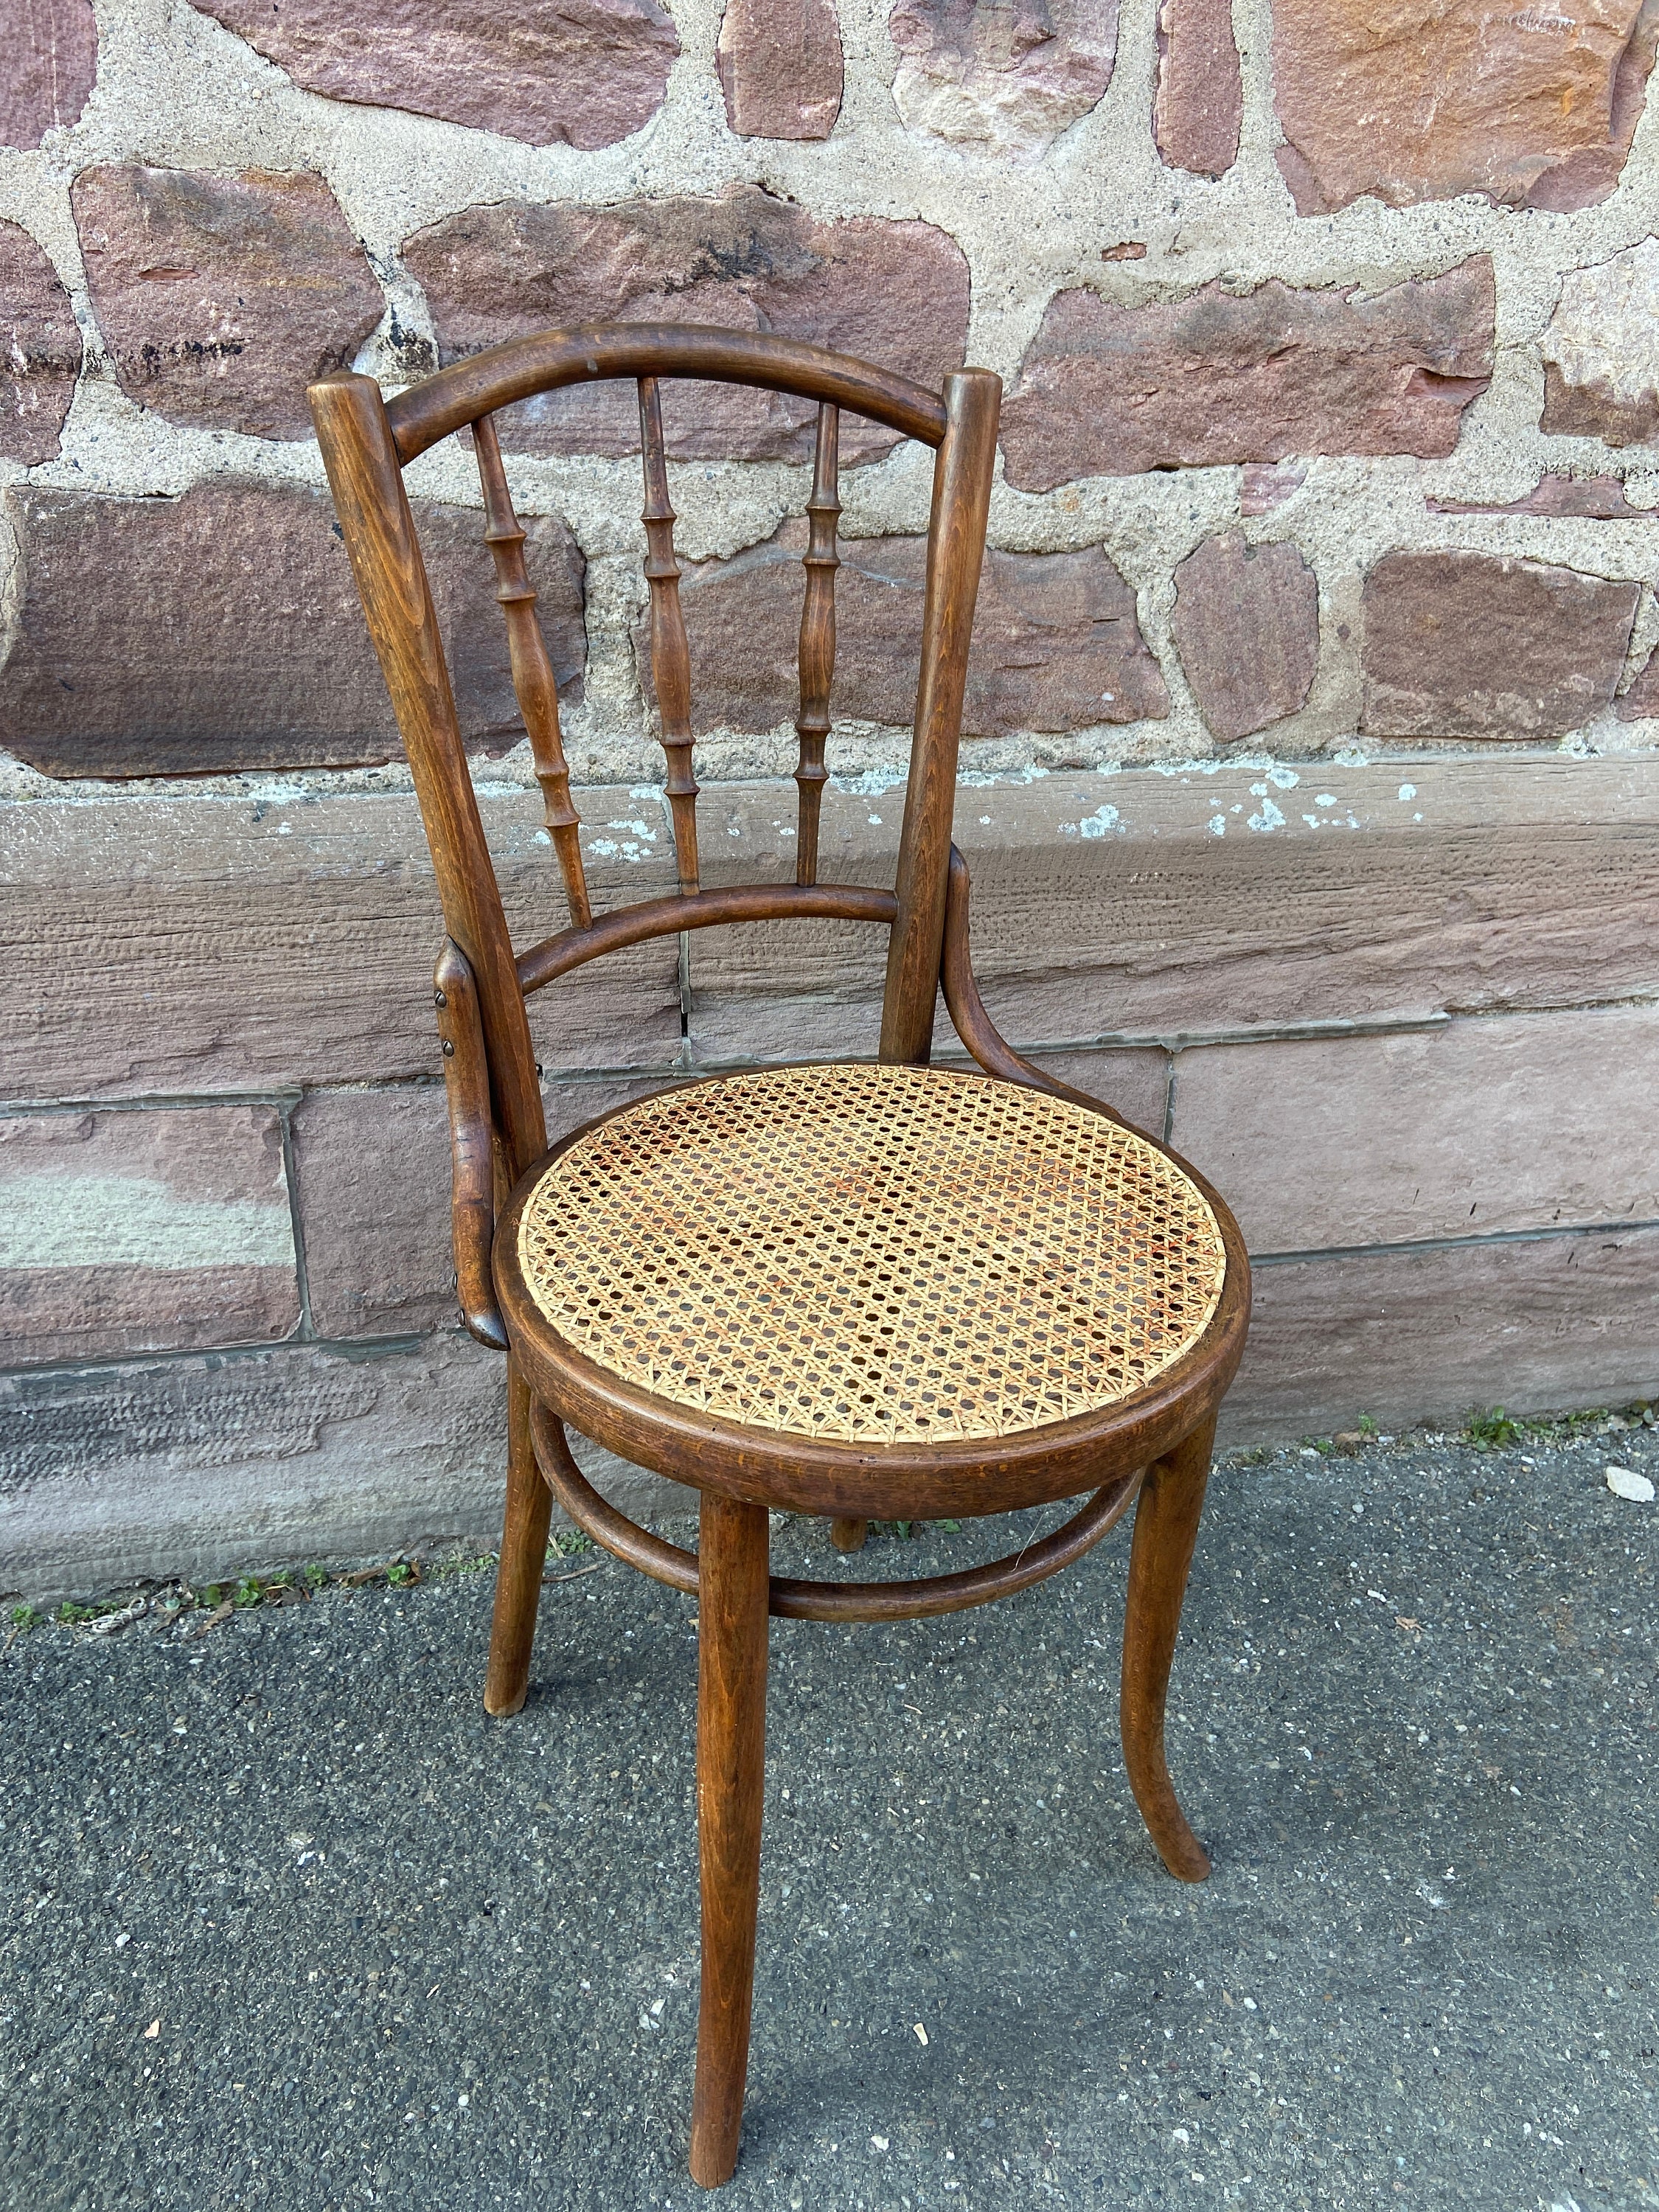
[
  {"left": 548, "top": 1531, "right": 593, "bottom": 1559},
  {"left": 1464, "top": 1407, "right": 1525, "bottom": 1452},
  {"left": 386, "top": 1562, "right": 412, "bottom": 1586},
  {"left": 304, "top": 1564, "right": 327, "bottom": 1588},
  {"left": 201, "top": 1585, "right": 223, "bottom": 1608},
  {"left": 56, "top": 1601, "right": 96, "bottom": 1624},
  {"left": 1357, "top": 1414, "right": 1379, "bottom": 1438},
  {"left": 233, "top": 1577, "right": 262, "bottom": 1608},
  {"left": 9, "top": 1604, "right": 39, "bottom": 1635},
  {"left": 939, "top": 1520, "right": 961, "bottom": 1534}
]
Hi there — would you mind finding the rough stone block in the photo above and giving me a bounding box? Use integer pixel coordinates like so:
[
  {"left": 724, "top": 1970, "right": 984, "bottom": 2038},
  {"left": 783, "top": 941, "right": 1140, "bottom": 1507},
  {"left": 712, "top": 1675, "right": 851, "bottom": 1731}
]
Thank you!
[
  {"left": 919, "top": 756, "right": 1659, "bottom": 1042},
  {"left": 888, "top": 0, "right": 1116, "bottom": 159},
  {"left": 1169, "top": 533, "right": 1318, "bottom": 743},
  {"left": 643, "top": 526, "right": 1166, "bottom": 739},
  {"left": 1001, "top": 262, "right": 1494, "bottom": 490},
  {"left": 680, "top": 758, "right": 1659, "bottom": 1064},
  {"left": 1170, "top": 1006, "right": 1659, "bottom": 1256},
  {"left": 1, "top": 788, "right": 683, "bottom": 1101},
  {"left": 1221, "top": 1227, "right": 1659, "bottom": 1444},
  {"left": 0, "top": 0, "right": 97, "bottom": 150},
  {"left": 292, "top": 1076, "right": 665, "bottom": 1340},
  {"left": 72, "top": 166, "right": 383, "bottom": 441},
  {"left": 0, "top": 221, "right": 80, "bottom": 463},
  {"left": 191, "top": 0, "right": 678, "bottom": 149},
  {"left": 1271, "top": 0, "right": 1659, "bottom": 215},
  {"left": 1540, "top": 238, "right": 1659, "bottom": 446},
  {"left": 1154, "top": 0, "right": 1241, "bottom": 177},
  {"left": 1430, "top": 473, "right": 1647, "bottom": 520},
  {"left": 717, "top": 0, "right": 843, "bottom": 139},
  {"left": 0, "top": 478, "right": 584, "bottom": 779},
  {"left": 0, "top": 1106, "right": 298, "bottom": 1369},
  {"left": 1360, "top": 551, "right": 1638, "bottom": 742},
  {"left": 406, "top": 186, "right": 970, "bottom": 465},
  {"left": 0, "top": 1332, "right": 692, "bottom": 1600}
]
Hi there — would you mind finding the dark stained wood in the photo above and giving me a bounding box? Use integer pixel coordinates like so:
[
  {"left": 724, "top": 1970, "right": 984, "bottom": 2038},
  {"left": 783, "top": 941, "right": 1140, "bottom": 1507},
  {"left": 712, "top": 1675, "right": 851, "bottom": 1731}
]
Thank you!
[
  {"left": 638, "top": 375, "right": 700, "bottom": 896},
  {"left": 472, "top": 411, "right": 591, "bottom": 931},
  {"left": 529, "top": 1399, "right": 1148, "bottom": 1622},
  {"left": 828, "top": 1514, "right": 866, "bottom": 1553},
  {"left": 880, "top": 369, "right": 1003, "bottom": 1066},
  {"left": 1120, "top": 1414, "right": 1218, "bottom": 1882},
  {"left": 795, "top": 403, "right": 840, "bottom": 887},
  {"left": 515, "top": 880, "right": 895, "bottom": 996},
  {"left": 484, "top": 1357, "right": 555, "bottom": 1717},
  {"left": 433, "top": 939, "right": 507, "bottom": 1350},
  {"left": 309, "top": 372, "right": 548, "bottom": 1187},
  {"left": 312, "top": 325, "right": 1253, "bottom": 2189},
  {"left": 385, "top": 324, "right": 948, "bottom": 465},
  {"left": 940, "top": 846, "right": 1128, "bottom": 1122},
  {"left": 689, "top": 1491, "right": 771, "bottom": 2188}
]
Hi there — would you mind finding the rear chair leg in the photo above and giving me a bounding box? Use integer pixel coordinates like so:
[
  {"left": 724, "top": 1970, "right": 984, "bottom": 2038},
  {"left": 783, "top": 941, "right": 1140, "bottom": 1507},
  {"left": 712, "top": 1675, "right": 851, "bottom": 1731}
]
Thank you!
[
  {"left": 689, "top": 1494, "right": 771, "bottom": 2188},
  {"left": 1121, "top": 1416, "right": 1217, "bottom": 1882},
  {"left": 484, "top": 1359, "right": 554, "bottom": 1717},
  {"left": 830, "top": 1517, "right": 868, "bottom": 1553}
]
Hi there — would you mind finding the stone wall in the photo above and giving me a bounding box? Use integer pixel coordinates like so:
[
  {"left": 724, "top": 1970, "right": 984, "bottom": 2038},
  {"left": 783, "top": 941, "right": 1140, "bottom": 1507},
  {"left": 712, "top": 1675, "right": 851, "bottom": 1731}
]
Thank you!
[{"left": 3, "top": 0, "right": 1658, "bottom": 1598}]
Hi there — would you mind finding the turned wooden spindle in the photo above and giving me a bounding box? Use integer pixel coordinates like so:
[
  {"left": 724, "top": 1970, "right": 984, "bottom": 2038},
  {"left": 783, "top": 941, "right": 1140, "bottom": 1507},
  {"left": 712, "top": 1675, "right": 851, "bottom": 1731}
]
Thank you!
[
  {"left": 473, "top": 412, "right": 591, "bottom": 931},
  {"left": 637, "top": 376, "right": 700, "bottom": 897},
  {"left": 795, "top": 403, "right": 840, "bottom": 888}
]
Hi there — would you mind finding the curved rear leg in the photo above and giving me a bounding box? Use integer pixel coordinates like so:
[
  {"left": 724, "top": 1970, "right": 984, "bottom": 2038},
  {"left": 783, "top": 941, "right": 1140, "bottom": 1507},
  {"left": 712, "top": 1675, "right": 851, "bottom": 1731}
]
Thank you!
[{"left": 1120, "top": 1415, "right": 1217, "bottom": 1881}]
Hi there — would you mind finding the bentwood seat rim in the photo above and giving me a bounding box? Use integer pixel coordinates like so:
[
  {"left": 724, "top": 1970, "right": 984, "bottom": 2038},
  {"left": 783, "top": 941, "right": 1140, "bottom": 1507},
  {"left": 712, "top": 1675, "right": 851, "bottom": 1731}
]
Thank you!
[
  {"left": 493, "top": 1061, "right": 1252, "bottom": 1522},
  {"left": 375, "top": 321, "right": 952, "bottom": 466}
]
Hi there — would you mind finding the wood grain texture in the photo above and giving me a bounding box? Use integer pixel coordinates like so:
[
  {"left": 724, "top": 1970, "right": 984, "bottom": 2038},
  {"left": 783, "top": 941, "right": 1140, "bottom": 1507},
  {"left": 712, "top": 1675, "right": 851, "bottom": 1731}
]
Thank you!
[
  {"left": 794, "top": 403, "right": 841, "bottom": 886},
  {"left": 638, "top": 375, "right": 700, "bottom": 894},
  {"left": 386, "top": 322, "right": 948, "bottom": 463},
  {"left": 529, "top": 1399, "right": 1148, "bottom": 1620},
  {"left": 472, "top": 411, "right": 591, "bottom": 930},
  {"left": 432, "top": 939, "right": 507, "bottom": 1350},
  {"left": 1121, "top": 1414, "right": 1217, "bottom": 1881},
  {"left": 880, "top": 368, "right": 1002, "bottom": 1065},
  {"left": 483, "top": 1356, "right": 554, "bottom": 1717},
  {"left": 689, "top": 1490, "right": 771, "bottom": 2188},
  {"left": 309, "top": 372, "right": 546, "bottom": 1186}
]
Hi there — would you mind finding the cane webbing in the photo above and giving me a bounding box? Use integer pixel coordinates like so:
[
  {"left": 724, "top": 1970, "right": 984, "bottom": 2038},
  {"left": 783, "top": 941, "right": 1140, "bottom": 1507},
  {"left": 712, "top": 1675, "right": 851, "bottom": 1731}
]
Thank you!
[{"left": 517, "top": 1062, "right": 1226, "bottom": 1447}]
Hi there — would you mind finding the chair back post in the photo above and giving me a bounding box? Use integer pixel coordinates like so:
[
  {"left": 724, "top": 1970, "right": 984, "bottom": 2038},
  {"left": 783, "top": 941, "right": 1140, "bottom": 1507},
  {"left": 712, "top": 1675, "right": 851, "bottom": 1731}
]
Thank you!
[
  {"left": 878, "top": 367, "right": 1002, "bottom": 1066},
  {"left": 309, "top": 370, "right": 547, "bottom": 1180}
]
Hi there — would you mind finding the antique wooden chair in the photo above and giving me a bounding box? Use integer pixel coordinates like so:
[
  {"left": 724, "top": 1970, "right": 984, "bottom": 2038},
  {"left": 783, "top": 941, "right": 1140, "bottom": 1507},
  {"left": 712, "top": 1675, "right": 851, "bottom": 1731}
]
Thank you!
[{"left": 310, "top": 326, "right": 1249, "bottom": 2188}]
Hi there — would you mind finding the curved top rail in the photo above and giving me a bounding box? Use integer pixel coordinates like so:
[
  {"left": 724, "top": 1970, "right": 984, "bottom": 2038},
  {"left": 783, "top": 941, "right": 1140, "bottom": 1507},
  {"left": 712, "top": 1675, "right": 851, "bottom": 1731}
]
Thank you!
[{"left": 381, "top": 322, "right": 950, "bottom": 465}]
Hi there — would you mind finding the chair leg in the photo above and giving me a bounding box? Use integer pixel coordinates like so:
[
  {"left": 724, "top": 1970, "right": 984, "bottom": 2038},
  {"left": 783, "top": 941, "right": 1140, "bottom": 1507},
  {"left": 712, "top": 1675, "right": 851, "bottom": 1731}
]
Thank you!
[
  {"left": 1121, "top": 1414, "right": 1217, "bottom": 1882},
  {"left": 830, "top": 1517, "right": 868, "bottom": 1553},
  {"left": 689, "top": 1493, "right": 771, "bottom": 2188},
  {"left": 484, "top": 1359, "right": 554, "bottom": 1718}
]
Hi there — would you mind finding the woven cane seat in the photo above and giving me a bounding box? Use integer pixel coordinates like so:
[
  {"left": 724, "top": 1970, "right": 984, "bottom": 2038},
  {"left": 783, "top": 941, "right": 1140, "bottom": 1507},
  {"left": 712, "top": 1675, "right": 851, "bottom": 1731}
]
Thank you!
[{"left": 515, "top": 1062, "right": 1226, "bottom": 1450}]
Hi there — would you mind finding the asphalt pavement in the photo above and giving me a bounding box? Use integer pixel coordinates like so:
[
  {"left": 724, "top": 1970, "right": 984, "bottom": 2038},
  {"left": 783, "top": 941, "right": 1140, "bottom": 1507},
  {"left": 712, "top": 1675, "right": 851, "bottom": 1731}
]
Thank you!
[{"left": 3, "top": 1413, "right": 1656, "bottom": 2211}]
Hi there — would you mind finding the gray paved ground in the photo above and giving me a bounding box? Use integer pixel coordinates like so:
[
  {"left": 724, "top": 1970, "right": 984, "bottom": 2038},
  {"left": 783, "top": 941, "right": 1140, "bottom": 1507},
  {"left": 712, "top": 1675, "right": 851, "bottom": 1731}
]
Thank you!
[{"left": 3, "top": 1416, "right": 1657, "bottom": 2212}]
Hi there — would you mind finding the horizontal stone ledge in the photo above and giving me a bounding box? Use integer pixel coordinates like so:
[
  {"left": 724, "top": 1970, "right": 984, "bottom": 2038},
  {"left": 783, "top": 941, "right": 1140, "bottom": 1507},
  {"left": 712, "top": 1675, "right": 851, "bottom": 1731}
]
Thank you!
[
  {"left": 0, "top": 1331, "right": 688, "bottom": 1605},
  {"left": 1168, "top": 1003, "right": 1659, "bottom": 1256},
  {"left": 1217, "top": 1222, "right": 1659, "bottom": 1447}
]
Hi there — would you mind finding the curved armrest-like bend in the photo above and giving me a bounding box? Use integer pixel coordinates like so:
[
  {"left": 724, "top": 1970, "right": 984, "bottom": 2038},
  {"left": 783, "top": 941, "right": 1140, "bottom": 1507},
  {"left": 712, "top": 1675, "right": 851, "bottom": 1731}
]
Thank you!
[
  {"left": 434, "top": 940, "right": 509, "bottom": 1351},
  {"left": 940, "top": 846, "right": 1127, "bottom": 1125}
]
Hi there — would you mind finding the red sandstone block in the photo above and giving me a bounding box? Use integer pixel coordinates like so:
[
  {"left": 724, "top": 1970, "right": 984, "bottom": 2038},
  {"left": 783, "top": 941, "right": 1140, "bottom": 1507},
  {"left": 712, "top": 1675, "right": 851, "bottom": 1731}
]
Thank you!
[
  {"left": 405, "top": 187, "right": 970, "bottom": 466},
  {"left": 1001, "top": 262, "right": 1494, "bottom": 490},
  {"left": 1273, "top": 0, "right": 1658, "bottom": 215},
  {"left": 0, "top": 1106, "right": 299, "bottom": 1369},
  {"left": 1360, "top": 551, "right": 1638, "bottom": 742},
  {"left": 717, "top": 0, "right": 843, "bottom": 139},
  {"left": 0, "top": 478, "right": 583, "bottom": 779},
  {"left": 0, "top": 222, "right": 80, "bottom": 463},
  {"left": 193, "top": 0, "right": 677, "bottom": 149},
  {"left": 0, "top": 0, "right": 97, "bottom": 150}
]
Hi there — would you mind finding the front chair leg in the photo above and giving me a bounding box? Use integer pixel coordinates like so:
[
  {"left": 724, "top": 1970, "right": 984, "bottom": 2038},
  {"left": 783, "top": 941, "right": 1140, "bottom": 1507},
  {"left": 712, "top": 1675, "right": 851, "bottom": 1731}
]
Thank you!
[
  {"left": 484, "top": 1359, "right": 554, "bottom": 1717},
  {"left": 1121, "top": 1415, "right": 1217, "bottom": 1882},
  {"left": 689, "top": 1493, "right": 771, "bottom": 2188}
]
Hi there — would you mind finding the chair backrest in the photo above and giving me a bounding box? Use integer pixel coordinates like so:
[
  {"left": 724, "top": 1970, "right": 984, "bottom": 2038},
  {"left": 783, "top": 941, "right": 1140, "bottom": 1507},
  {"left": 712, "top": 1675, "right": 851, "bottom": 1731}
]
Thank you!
[{"left": 309, "top": 324, "right": 1001, "bottom": 1187}]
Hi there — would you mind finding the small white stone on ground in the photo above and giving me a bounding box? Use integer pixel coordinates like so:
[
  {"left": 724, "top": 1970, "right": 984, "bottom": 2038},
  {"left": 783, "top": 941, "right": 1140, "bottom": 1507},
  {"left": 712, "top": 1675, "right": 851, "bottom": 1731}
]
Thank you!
[{"left": 1606, "top": 1465, "right": 1655, "bottom": 1502}]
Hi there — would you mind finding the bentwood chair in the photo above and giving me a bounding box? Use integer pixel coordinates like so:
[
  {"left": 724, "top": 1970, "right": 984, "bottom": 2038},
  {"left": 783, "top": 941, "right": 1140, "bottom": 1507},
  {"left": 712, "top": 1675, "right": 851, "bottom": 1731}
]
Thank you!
[{"left": 310, "top": 326, "right": 1250, "bottom": 2188}]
